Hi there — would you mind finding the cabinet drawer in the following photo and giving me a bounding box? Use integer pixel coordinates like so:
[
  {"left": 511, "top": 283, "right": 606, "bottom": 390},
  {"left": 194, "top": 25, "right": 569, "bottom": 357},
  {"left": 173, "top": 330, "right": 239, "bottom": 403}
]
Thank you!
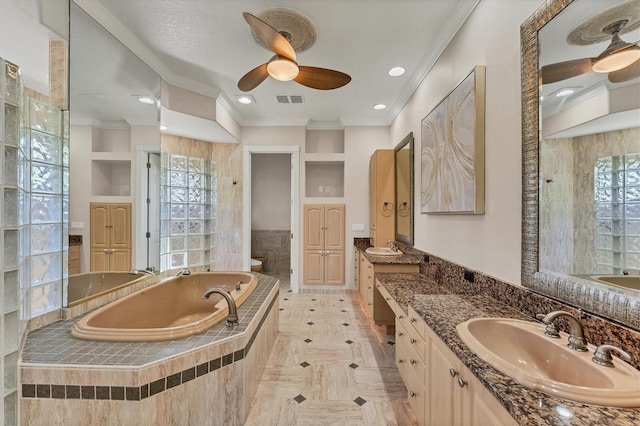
[
  {"left": 408, "top": 305, "right": 427, "bottom": 340},
  {"left": 396, "top": 321, "right": 411, "bottom": 383},
  {"left": 68, "top": 245, "right": 80, "bottom": 261},
  {"left": 404, "top": 318, "right": 426, "bottom": 363}
]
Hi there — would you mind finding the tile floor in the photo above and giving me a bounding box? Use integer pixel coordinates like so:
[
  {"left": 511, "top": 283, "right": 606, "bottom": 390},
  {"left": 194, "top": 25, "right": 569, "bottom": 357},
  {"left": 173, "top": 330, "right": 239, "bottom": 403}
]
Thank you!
[{"left": 245, "top": 272, "right": 418, "bottom": 425}]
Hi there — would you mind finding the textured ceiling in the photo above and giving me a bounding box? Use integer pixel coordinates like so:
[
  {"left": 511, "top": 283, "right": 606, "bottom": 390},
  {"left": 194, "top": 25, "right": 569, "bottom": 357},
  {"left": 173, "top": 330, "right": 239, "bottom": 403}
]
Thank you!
[{"left": 79, "top": 0, "right": 478, "bottom": 127}]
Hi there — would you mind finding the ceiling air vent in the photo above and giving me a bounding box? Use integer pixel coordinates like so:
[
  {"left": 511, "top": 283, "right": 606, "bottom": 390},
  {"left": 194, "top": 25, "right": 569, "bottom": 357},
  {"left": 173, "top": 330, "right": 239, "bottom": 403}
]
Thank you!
[{"left": 276, "top": 95, "right": 305, "bottom": 104}]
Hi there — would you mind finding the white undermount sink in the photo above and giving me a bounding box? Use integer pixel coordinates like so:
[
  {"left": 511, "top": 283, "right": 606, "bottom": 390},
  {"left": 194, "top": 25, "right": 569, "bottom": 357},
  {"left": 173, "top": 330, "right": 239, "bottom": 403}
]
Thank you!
[
  {"left": 456, "top": 318, "right": 640, "bottom": 407},
  {"left": 365, "top": 247, "right": 403, "bottom": 256}
]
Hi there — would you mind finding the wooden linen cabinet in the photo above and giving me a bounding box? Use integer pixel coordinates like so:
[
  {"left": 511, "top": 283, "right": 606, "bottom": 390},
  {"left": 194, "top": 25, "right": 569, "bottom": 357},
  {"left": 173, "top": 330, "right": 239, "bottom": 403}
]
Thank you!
[
  {"left": 90, "top": 203, "right": 132, "bottom": 271},
  {"left": 303, "top": 204, "right": 345, "bottom": 285}
]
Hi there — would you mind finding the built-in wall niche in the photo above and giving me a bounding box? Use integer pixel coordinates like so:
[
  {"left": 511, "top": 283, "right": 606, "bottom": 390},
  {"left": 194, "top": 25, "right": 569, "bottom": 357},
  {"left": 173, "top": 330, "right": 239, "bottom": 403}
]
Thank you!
[
  {"left": 305, "top": 161, "right": 344, "bottom": 197},
  {"left": 91, "top": 126, "right": 131, "bottom": 152},
  {"left": 91, "top": 160, "right": 131, "bottom": 196},
  {"left": 305, "top": 129, "right": 344, "bottom": 153}
]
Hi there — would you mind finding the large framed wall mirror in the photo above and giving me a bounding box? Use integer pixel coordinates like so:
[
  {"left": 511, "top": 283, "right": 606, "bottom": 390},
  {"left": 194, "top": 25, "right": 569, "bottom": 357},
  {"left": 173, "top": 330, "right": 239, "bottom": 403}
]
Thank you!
[
  {"left": 521, "top": 0, "right": 640, "bottom": 330},
  {"left": 395, "top": 132, "right": 414, "bottom": 246},
  {"left": 68, "top": 1, "right": 161, "bottom": 307}
]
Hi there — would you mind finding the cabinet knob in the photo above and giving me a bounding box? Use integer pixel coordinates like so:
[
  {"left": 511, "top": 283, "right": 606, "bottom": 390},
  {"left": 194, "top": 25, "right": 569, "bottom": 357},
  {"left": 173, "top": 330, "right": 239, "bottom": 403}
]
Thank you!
[
  {"left": 385, "top": 297, "right": 390, "bottom": 301},
  {"left": 410, "top": 359, "right": 417, "bottom": 365},
  {"left": 410, "top": 317, "right": 416, "bottom": 324},
  {"left": 368, "top": 286, "right": 372, "bottom": 289},
  {"left": 398, "top": 332, "right": 404, "bottom": 337},
  {"left": 398, "top": 359, "right": 404, "bottom": 364},
  {"left": 410, "top": 338, "right": 417, "bottom": 344},
  {"left": 409, "top": 391, "right": 416, "bottom": 398},
  {"left": 368, "top": 303, "right": 372, "bottom": 306},
  {"left": 449, "top": 368, "right": 458, "bottom": 378},
  {"left": 457, "top": 378, "right": 468, "bottom": 388}
]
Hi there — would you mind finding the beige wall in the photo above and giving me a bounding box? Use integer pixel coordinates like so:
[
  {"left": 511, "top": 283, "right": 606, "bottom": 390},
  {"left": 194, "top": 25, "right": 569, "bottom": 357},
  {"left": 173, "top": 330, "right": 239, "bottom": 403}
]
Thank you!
[
  {"left": 241, "top": 125, "right": 389, "bottom": 289},
  {"left": 251, "top": 154, "right": 291, "bottom": 230},
  {"left": 390, "top": 0, "right": 544, "bottom": 286}
]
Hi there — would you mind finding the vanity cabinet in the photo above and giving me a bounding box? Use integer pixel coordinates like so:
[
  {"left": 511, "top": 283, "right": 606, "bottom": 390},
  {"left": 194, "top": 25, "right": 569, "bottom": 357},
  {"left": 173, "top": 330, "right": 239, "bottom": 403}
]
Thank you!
[
  {"left": 396, "top": 306, "right": 429, "bottom": 425},
  {"left": 303, "top": 204, "right": 345, "bottom": 285},
  {"left": 90, "top": 203, "right": 131, "bottom": 271},
  {"left": 358, "top": 255, "right": 417, "bottom": 328},
  {"left": 392, "top": 301, "right": 517, "bottom": 426},
  {"left": 369, "top": 150, "right": 395, "bottom": 247}
]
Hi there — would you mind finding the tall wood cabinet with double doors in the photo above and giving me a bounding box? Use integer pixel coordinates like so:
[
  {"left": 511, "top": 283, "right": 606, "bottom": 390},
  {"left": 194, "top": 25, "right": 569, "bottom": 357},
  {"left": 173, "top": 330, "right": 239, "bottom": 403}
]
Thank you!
[
  {"left": 90, "top": 203, "right": 132, "bottom": 271},
  {"left": 303, "top": 204, "right": 345, "bottom": 285},
  {"left": 370, "top": 150, "right": 395, "bottom": 247}
]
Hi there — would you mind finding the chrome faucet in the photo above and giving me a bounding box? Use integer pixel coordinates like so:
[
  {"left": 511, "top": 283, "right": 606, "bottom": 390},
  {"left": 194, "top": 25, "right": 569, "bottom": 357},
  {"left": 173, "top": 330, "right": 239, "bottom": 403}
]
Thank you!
[
  {"left": 386, "top": 240, "right": 399, "bottom": 252},
  {"left": 538, "top": 310, "right": 588, "bottom": 352},
  {"left": 129, "top": 269, "right": 154, "bottom": 276},
  {"left": 176, "top": 269, "right": 191, "bottom": 276},
  {"left": 202, "top": 288, "right": 238, "bottom": 327}
]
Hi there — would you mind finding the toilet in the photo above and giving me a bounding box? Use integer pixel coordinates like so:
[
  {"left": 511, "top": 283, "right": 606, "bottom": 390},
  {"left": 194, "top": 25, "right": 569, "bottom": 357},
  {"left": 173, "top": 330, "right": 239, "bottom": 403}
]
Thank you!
[{"left": 250, "top": 257, "right": 268, "bottom": 273}]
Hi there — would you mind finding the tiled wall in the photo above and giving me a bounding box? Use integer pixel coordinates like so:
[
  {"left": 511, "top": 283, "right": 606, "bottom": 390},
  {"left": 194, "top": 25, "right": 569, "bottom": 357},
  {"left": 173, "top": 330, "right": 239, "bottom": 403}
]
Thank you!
[
  {"left": 251, "top": 230, "right": 291, "bottom": 273},
  {"left": 161, "top": 135, "right": 243, "bottom": 271},
  {"left": 540, "top": 127, "right": 640, "bottom": 274}
]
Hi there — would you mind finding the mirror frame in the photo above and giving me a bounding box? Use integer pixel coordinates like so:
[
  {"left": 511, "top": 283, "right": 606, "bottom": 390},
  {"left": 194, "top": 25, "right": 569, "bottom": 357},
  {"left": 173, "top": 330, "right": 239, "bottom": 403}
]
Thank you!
[
  {"left": 521, "top": 0, "right": 640, "bottom": 330},
  {"left": 395, "top": 132, "right": 414, "bottom": 246}
]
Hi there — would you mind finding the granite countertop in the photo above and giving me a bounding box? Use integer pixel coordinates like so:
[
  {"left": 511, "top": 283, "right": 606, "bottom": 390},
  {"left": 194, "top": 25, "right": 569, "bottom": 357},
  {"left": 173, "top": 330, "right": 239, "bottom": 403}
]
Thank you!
[
  {"left": 375, "top": 275, "right": 640, "bottom": 425},
  {"left": 354, "top": 239, "right": 422, "bottom": 265}
]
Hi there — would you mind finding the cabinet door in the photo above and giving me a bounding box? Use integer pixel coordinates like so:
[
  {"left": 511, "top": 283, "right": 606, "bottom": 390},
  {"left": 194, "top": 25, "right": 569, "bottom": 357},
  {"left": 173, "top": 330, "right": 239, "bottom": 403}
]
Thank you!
[
  {"left": 90, "top": 249, "right": 110, "bottom": 271},
  {"left": 324, "top": 250, "right": 344, "bottom": 285},
  {"left": 324, "top": 205, "right": 345, "bottom": 250},
  {"left": 110, "top": 204, "right": 131, "bottom": 249},
  {"left": 303, "top": 250, "right": 324, "bottom": 284},
  {"left": 354, "top": 249, "right": 360, "bottom": 291},
  {"left": 111, "top": 249, "right": 131, "bottom": 271},
  {"left": 429, "top": 338, "right": 456, "bottom": 425},
  {"left": 90, "top": 204, "right": 110, "bottom": 248},
  {"left": 304, "top": 205, "right": 324, "bottom": 250}
]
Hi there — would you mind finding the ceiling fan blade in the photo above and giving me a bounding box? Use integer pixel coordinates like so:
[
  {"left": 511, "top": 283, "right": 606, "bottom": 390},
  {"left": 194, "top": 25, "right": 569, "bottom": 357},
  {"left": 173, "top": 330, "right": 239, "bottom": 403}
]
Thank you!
[
  {"left": 294, "top": 66, "right": 351, "bottom": 90},
  {"left": 238, "top": 63, "right": 269, "bottom": 92},
  {"left": 609, "top": 58, "right": 640, "bottom": 83},
  {"left": 540, "top": 58, "right": 595, "bottom": 84},
  {"left": 243, "top": 12, "right": 296, "bottom": 62}
]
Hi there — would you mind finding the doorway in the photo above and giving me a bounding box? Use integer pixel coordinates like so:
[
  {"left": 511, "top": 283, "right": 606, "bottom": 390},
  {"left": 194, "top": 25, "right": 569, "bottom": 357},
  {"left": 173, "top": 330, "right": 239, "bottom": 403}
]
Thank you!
[
  {"left": 135, "top": 147, "right": 161, "bottom": 272},
  {"left": 243, "top": 146, "right": 300, "bottom": 292}
]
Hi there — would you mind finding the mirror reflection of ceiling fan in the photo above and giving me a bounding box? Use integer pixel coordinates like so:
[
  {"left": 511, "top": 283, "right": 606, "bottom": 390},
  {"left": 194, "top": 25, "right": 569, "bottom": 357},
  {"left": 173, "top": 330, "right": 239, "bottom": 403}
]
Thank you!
[
  {"left": 238, "top": 11, "right": 351, "bottom": 92},
  {"left": 541, "top": 0, "right": 640, "bottom": 85}
]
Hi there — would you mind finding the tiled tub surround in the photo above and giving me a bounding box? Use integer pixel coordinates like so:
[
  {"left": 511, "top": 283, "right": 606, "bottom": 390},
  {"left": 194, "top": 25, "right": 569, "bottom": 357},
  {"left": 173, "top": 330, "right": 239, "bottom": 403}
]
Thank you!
[
  {"left": 369, "top": 261, "right": 640, "bottom": 424},
  {"left": 20, "top": 274, "right": 279, "bottom": 425}
]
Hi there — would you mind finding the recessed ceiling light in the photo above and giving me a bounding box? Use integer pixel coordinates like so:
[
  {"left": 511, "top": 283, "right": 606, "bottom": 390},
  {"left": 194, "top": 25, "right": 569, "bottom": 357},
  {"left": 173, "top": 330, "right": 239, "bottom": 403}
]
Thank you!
[
  {"left": 389, "top": 67, "right": 405, "bottom": 77},
  {"left": 160, "top": 125, "right": 167, "bottom": 131},
  {"left": 138, "top": 97, "right": 155, "bottom": 104},
  {"left": 554, "top": 88, "right": 575, "bottom": 97},
  {"left": 373, "top": 104, "right": 386, "bottom": 110},
  {"left": 235, "top": 94, "right": 256, "bottom": 104}
]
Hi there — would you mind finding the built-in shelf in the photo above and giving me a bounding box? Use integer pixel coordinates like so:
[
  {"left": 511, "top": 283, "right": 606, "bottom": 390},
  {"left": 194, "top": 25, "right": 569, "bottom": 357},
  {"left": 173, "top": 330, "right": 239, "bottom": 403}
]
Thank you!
[
  {"left": 91, "top": 127, "right": 131, "bottom": 153},
  {"left": 305, "top": 129, "right": 344, "bottom": 154},
  {"left": 305, "top": 161, "right": 344, "bottom": 197},
  {"left": 91, "top": 160, "right": 131, "bottom": 196}
]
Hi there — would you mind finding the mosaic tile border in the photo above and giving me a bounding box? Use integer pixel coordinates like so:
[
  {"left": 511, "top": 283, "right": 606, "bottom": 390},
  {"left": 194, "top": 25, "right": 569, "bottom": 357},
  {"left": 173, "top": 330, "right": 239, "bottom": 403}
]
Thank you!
[{"left": 21, "top": 286, "right": 278, "bottom": 401}]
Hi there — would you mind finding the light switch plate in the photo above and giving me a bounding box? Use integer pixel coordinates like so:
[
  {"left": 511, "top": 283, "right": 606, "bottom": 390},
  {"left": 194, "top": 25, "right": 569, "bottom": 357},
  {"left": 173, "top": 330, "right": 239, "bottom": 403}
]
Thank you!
[{"left": 352, "top": 224, "right": 365, "bottom": 232}]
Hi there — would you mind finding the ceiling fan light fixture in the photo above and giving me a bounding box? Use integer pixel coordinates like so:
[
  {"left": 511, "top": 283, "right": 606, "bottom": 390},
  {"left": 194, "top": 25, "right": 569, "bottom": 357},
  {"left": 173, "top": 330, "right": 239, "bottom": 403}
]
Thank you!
[
  {"left": 267, "top": 57, "right": 299, "bottom": 81},
  {"left": 592, "top": 46, "right": 640, "bottom": 73}
]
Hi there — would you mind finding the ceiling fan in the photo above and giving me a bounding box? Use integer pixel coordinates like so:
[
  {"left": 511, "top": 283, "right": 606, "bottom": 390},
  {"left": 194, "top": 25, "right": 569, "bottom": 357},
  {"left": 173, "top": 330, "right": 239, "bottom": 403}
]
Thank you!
[
  {"left": 238, "top": 12, "right": 351, "bottom": 91},
  {"left": 541, "top": 19, "right": 640, "bottom": 85}
]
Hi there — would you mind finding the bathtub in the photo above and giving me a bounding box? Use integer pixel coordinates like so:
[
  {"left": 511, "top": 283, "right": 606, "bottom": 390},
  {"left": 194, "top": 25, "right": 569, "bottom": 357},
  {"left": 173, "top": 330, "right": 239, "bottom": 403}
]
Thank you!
[
  {"left": 67, "top": 271, "right": 150, "bottom": 307},
  {"left": 71, "top": 272, "right": 258, "bottom": 342}
]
